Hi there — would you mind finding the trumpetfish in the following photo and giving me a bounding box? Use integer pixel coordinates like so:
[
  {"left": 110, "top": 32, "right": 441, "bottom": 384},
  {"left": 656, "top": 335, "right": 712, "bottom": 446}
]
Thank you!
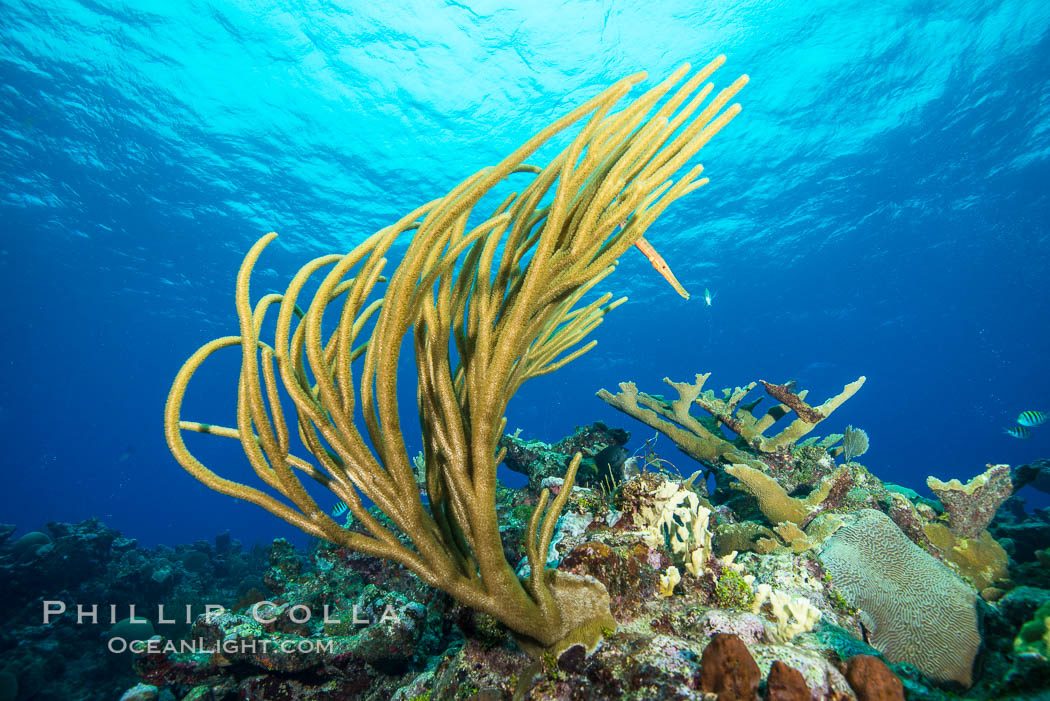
[{"left": 634, "top": 236, "right": 690, "bottom": 300}]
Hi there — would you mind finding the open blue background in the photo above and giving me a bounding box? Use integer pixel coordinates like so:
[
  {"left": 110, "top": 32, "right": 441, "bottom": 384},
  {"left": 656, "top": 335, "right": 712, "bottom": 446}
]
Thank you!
[{"left": 2, "top": 0, "right": 1048, "bottom": 547}]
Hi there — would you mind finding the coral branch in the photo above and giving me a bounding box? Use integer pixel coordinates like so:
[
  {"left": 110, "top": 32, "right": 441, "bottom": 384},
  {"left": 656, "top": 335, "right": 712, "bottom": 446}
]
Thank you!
[{"left": 596, "top": 372, "right": 865, "bottom": 465}]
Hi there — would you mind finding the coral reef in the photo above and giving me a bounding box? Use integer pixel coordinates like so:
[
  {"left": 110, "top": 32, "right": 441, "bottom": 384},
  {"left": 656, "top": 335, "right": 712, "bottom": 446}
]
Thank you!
[
  {"left": 713, "top": 521, "right": 779, "bottom": 557},
  {"left": 989, "top": 494, "right": 1050, "bottom": 564},
  {"left": 0, "top": 519, "right": 271, "bottom": 701},
  {"left": 885, "top": 492, "right": 943, "bottom": 559},
  {"left": 922, "top": 522, "right": 1009, "bottom": 591},
  {"left": 498, "top": 422, "right": 630, "bottom": 491},
  {"left": 1012, "top": 458, "right": 1050, "bottom": 494},
  {"left": 1005, "top": 598, "right": 1050, "bottom": 694},
  {"left": 1014, "top": 600, "right": 1050, "bottom": 657},
  {"left": 107, "top": 440, "right": 900, "bottom": 699},
  {"left": 868, "top": 463, "right": 1015, "bottom": 592},
  {"left": 10, "top": 448, "right": 1047, "bottom": 699}
]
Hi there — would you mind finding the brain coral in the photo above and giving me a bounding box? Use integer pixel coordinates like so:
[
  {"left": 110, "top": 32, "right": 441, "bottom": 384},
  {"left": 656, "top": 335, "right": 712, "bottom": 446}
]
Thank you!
[{"left": 818, "top": 509, "right": 980, "bottom": 686}]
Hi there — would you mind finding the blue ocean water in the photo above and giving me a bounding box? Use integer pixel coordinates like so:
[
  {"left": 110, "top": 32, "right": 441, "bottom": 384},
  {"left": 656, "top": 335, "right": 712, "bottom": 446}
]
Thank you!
[{"left": 1, "top": 0, "right": 1048, "bottom": 549}]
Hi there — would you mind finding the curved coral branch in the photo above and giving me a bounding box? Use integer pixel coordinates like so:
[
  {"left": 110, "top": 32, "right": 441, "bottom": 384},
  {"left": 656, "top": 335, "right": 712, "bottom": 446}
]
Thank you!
[{"left": 165, "top": 57, "right": 748, "bottom": 651}]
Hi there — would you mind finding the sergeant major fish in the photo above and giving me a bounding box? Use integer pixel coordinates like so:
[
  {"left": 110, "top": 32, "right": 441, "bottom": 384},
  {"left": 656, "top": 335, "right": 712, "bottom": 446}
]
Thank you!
[{"left": 1018, "top": 410, "right": 1048, "bottom": 427}]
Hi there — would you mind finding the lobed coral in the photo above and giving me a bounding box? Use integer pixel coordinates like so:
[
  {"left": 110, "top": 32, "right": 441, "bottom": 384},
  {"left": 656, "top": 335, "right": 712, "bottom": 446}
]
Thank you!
[
  {"left": 725, "top": 463, "right": 851, "bottom": 528},
  {"left": 658, "top": 566, "right": 681, "bottom": 598},
  {"left": 619, "top": 473, "right": 713, "bottom": 577},
  {"left": 879, "top": 465, "right": 1012, "bottom": 591}
]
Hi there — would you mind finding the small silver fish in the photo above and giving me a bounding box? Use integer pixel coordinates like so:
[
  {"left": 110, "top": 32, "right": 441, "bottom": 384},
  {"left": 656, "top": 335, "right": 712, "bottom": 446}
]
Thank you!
[
  {"left": 1005, "top": 426, "right": 1032, "bottom": 439},
  {"left": 1018, "top": 410, "right": 1048, "bottom": 427},
  {"left": 704, "top": 288, "right": 715, "bottom": 306}
]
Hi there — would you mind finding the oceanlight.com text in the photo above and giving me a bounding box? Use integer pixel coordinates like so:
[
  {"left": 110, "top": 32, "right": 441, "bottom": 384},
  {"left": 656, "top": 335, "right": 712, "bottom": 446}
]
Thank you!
[{"left": 108, "top": 637, "right": 336, "bottom": 655}]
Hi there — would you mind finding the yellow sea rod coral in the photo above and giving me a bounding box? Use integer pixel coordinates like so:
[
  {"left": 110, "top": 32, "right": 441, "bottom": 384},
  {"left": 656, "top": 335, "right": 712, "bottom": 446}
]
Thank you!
[{"left": 163, "top": 58, "right": 748, "bottom": 656}]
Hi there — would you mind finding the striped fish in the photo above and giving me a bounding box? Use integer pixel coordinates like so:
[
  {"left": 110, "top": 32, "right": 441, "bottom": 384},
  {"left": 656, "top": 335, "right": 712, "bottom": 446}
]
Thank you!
[
  {"left": 1005, "top": 426, "right": 1032, "bottom": 439},
  {"left": 332, "top": 501, "right": 348, "bottom": 517},
  {"left": 1018, "top": 410, "right": 1048, "bottom": 427}
]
